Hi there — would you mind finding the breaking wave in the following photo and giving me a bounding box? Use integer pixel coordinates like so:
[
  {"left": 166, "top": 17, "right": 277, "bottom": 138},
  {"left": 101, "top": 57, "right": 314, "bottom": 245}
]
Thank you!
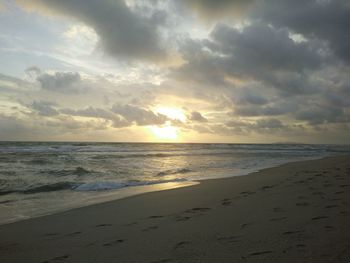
[
  {"left": 74, "top": 178, "right": 187, "bottom": 191},
  {"left": 156, "top": 168, "right": 192, "bottom": 177}
]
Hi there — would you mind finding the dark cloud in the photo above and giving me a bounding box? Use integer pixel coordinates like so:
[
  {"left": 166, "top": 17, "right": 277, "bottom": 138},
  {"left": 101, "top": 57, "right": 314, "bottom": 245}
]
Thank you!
[
  {"left": 226, "top": 118, "right": 285, "bottom": 131},
  {"left": 37, "top": 72, "right": 82, "bottom": 92},
  {"left": 174, "top": 22, "right": 324, "bottom": 96},
  {"left": 30, "top": 100, "right": 59, "bottom": 116},
  {"left": 60, "top": 104, "right": 168, "bottom": 127},
  {"left": 188, "top": 111, "right": 208, "bottom": 122},
  {"left": 17, "top": 0, "right": 167, "bottom": 61},
  {"left": 0, "top": 113, "right": 107, "bottom": 141},
  {"left": 232, "top": 86, "right": 269, "bottom": 105},
  {"left": 60, "top": 107, "right": 129, "bottom": 128},
  {"left": 1, "top": 0, "right": 350, "bottom": 143},
  {"left": 45, "top": 115, "right": 108, "bottom": 131},
  {"left": 179, "top": 0, "right": 256, "bottom": 19},
  {"left": 255, "top": 0, "right": 350, "bottom": 64},
  {"left": 25, "top": 66, "right": 41, "bottom": 77},
  {"left": 111, "top": 104, "right": 168, "bottom": 126},
  {"left": 254, "top": 118, "right": 285, "bottom": 130},
  {"left": 295, "top": 104, "right": 349, "bottom": 125},
  {"left": 208, "top": 23, "right": 324, "bottom": 78}
]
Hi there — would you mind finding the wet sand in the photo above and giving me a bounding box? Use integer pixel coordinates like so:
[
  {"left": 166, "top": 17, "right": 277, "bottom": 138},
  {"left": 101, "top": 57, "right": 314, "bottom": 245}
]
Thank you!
[{"left": 0, "top": 155, "right": 349, "bottom": 262}]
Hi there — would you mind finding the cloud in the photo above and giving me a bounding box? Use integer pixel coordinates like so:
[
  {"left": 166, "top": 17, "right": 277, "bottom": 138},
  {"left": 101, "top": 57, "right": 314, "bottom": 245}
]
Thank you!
[
  {"left": 60, "top": 104, "right": 168, "bottom": 127},
  {"left": 226, "top": 118, "right": 285, "bottom": 132},
  {"left": 255, "top": 0, "right": 350, "bottom": 64},
  {"left": 178, "top": 0, "right": 256, "bottom": 19},
  {"left": 45, "top": 115, "right": 108, "bottom": 131},
  {"left": 37, "top": 72, "right": 82, "bottom": 92},
  {"left": 295, "top": 104, "right": 349, "bottom": 125},
  {"left": 111, "top": 104, "right": 168, "bottom": 126},
  {"left": 16, "top": 0, "right": 168, "bottom": 61},
  {"left": 173, "top": 22, "right": 324, "bottom": 96},
  {"left": 188, "top": 111, "right": 208, "bottom": 122},
  {"left": 60, "top": 107, "right": 129, "bottom": 128},
  {"left": 30, "top": 100, "right": 59, "bottom": 116},
  {"left": 25, "top": 66, "right": 41, "bottom": 77},
  {"left": 210, "top": 23, "right": 323, "bottom": 72}
]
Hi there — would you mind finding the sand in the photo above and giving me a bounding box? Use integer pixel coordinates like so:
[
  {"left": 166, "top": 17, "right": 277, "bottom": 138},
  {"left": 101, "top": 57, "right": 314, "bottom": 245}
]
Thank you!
[{"left": 0, "top": 155, "right": 349, "bottom": 263}]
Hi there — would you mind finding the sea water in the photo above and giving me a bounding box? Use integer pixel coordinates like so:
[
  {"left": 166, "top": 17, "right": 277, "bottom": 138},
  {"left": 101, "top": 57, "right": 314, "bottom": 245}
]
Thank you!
[{"left": 0, "top": 142, "right": 349, "bottom": 224}]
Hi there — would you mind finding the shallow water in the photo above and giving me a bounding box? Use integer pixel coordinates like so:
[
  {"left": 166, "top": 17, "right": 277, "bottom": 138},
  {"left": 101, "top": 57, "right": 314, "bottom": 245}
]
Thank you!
[{"left": 0, "top": 142, "right": 349, "bottom": 224}]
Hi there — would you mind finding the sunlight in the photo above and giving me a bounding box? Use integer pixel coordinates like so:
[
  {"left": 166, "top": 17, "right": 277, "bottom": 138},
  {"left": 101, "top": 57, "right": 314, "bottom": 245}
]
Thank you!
[
  {"left": 154, "top": 106, "right": 186, "bottom": 122},
  {"left": 150, "top": 123, "right": 178, "bottom": 140}
]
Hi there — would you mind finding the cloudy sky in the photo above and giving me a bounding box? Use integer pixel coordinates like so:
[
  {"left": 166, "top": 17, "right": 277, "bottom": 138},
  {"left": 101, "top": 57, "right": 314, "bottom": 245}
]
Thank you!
[{"left": 0, "top": 0, "right": 349, "bottom": 143}]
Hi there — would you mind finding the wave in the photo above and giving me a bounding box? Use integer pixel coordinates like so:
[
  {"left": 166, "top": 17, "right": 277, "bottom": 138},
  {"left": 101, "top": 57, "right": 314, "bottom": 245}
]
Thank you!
[
  {"left": 24, "top": 182, "right": 76, "bottom": 194},
  {"left": 74, "top": 178, "right": 187, "bottom": 191},
  {"left": 0, "top": 178, "right": 188, "bottom": 196},
  {"left": 73, "top": 167, "right": 91, "bottom": 175},
  {"left": 2, "top": 142, "right": 340, "bottom": 155},
  {"left": 0, "top": 182, "right": 77, "bottom": 196},
  {"left": 42, "top": 167, "right": 92, "bottom": 177},
  {"left": 156, "top": 168, "right": 192, "bottom": 177}
]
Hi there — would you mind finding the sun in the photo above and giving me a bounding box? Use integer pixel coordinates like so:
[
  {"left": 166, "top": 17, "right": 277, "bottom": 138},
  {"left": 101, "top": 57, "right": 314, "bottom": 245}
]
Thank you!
[
  {"left": 150, "top": 123, "right": 178, "bottom": 140},
  {"left": 149, "top": 106, "right": 185, "bottom": 141},
  {"left": 154, "top": 106, "right": 186, "bottom": 122}
]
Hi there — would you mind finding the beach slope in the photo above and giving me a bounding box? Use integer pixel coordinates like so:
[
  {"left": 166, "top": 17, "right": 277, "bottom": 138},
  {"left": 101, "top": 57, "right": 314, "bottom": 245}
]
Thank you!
[{"left": 1, "top": 155, "right": 350, "bottom": 262}]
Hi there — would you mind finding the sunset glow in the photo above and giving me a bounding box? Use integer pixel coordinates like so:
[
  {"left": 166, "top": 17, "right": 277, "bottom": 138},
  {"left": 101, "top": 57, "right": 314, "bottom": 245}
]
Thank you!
[
  {"left": 154, "top": 107, "right": 186, "bottom": 122},
  {"left": 0, "top": 0, "right": 349, "bottom": 143},
  {"left": 150, "top": 123, "right": 178, "bottom": 141}
]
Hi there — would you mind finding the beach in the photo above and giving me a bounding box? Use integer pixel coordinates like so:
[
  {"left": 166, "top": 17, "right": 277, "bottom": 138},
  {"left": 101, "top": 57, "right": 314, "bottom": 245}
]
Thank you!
[{"left": 0, "top": 155, "right": 349, "bottom": 262}]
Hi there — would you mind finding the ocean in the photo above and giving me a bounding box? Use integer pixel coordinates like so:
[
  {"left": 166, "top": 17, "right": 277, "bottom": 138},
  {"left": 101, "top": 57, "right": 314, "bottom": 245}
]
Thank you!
[{"left": 0, "top": 142, "right": 349, "bottom": 224}]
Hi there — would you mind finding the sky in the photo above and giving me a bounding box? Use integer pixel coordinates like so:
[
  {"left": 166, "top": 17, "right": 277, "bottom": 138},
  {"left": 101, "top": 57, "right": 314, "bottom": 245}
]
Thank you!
[{"left": 0, "top": 0, "right": 349, "bottom": 143}]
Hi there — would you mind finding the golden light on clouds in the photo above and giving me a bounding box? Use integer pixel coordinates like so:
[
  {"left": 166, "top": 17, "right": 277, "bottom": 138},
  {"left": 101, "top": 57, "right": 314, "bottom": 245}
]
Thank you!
[{"left": 155, "top": 106, "right": 186, "bottom": 122}]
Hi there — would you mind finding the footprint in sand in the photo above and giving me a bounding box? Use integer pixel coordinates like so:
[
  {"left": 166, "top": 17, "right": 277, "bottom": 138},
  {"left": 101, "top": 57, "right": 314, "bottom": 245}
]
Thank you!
[
  {"left": 296, "top": 244, "right": 306, "bottom": 248},
  {"left": 43, "top": 233, "right": 59, "bottom": 237},
  {"left": 49, "top": 254, "right": 70, "bottom": 262},
  {"left": 142, "top": 226, "right": 159, "bottom": 232},
  {"left": 103, "top": 239, "right": 124, "bottom": 247},
  {"left": 221, "top": 199, "right": 231, "bottom": 206},
  {"left": 273, "top": 207, "right": 284, "bottom": 213},
  {"left": 241, "top": 222, "right": 253, "bottom": 229},
  {"left": 296, "top": 202, "right": 309, "bottom": 207},
  {"left": 340, "top": 211, "right": 350, "bottom": 216},
  {"left": 311, "top": 216, "right": 329, "bottom": 220},
  {"left": 149, "top": 258, "right": 173, "bottom": 263},
  {"left": 217, "top": 235, "right": 242, "bottom": 244},
  {"left": 283, "top": 230, "right": 303, "bottom": 235},
  {"left": 174, "top": 241, "right": 190, "bottom": 250},
  {"left": 240, "top": 191, "right": 256, "bottom": 197},
  {"left": 175, "top": 216, "right": 191, "bottom": 221},
  {"left": 294, "top": 180, "right": 305, "bottom": 185},
  {"left": 249, "top": 251, "right": 273, "bottom": 256},
  {"left": 261, "top": 185, "right": 276, "bottom": 191},
  {"left": 325, "top": 205, "right": 339, "bottom": 209},
  {"left": 148, "top": 215, "right": 164, "bottom": 219},
  {"left": 66, "top": 231, "right": 82, "bottom": 236},
  {"left": 297, "top": 195, "right": 308, "bottom": 200},
  {"left": 324, "top": 225, "right": 335, "bottom": 230},
  {"left": 95, "top": 223, "right": 112, "bottom": 228},
  {"left": 312, "top": 191, "right": 325, "bottom": 196},
  {"left": 270, "top": 216, "right": 287, "bottom": 222},
  {"left": 124, "top": 221, "right": 138, "bottom": 227},
  {"left": 186, "top": 207, "right": 211, "bottom": 212}
]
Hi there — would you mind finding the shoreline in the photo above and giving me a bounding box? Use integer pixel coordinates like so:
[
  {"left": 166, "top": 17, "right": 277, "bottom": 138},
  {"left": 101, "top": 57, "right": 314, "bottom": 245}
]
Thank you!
[
  {"left": 0, "top": 154, "right": 333, "bottom": 226},
  {"left": 1, "top": 155, "right": 349, "bottom": 262}
]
